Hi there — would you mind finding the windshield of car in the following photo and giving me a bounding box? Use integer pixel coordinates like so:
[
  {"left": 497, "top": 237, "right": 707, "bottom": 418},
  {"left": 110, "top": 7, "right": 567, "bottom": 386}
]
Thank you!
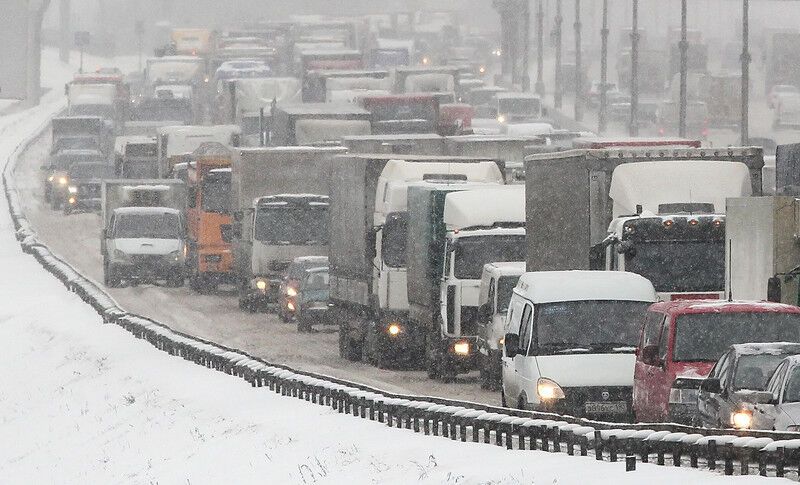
[
  {"left": 498, "top": 97, "right": 540, "bottom": 115},
  {"left": 674, "top": 312, "right": 800, "bottom": 362},
  {"left": 496, "top": 275, "right": 520, "bottom": 314},
  {"left": 126, "top": 143, "right": 157, "bottom": 157},
  {"left": 254, "top": 205, "right": 329, "bottom": 245},
  {"left": 733, "top": 353, "right": 791, "bottom": 391},
  {"left": 112, "top": 212, "right": 182, "bottom": 239},
  {"left": 201, "top": 173, "right": 230, "bottom": 214},
  {"left": 453, "top": 235, "right": 526, "bottom": 279},
  {"left": 68, "top": 163, "right": 114, "bottom": 179},
  {"left": 534, "top": 300, "right": 651, "bottom": 353},
  {"left": 70, "top": 104, "right": 115, "bottom": 120},
  {"left": 784, "top": 367, "right": 800, "bottom": 403},
  {"left": 624, "top": 241, "right": 724, "bottom": 293}
]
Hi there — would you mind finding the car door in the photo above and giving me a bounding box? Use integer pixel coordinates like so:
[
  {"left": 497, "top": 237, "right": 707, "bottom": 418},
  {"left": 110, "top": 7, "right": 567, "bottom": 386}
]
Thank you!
[
  {"left": 514, "top": 303, "right": 535, "bottom": 408},
  {"left": 713, "top": 352, "right": 734, "bottom": 427},
  {"left": 698, "top": 351, "right": 729, "bottom": 426},
  {"left": 501, "top": 298, "right": 523, "bottom": 401},
  {"left": 776, "top": 364, "right": 800, "bottom": 431},
  {"left": 760, "top": 361, "right": 788, "bottom": 430},
  {"left": 634, "top": 311, "right": 668, "bottom": 421}
]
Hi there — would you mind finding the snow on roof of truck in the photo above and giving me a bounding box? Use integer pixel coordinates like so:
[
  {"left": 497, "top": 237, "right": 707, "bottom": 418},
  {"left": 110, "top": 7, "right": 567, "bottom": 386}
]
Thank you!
[
  {"left": 493, "top": 92, "right": 541, "bottom": 100},
  {"left": 515, "top": 270, "right": 657, "bottom": 304},
  {"left": 649, "top": 300, "right": 800, "bottom": 315},
  {"left": 113, "top": 206, "right": 181, "bottom": 215},
  {"left": 343, "top": 133, "right": 443, "bottom": 141},
  {"left": 275, "top": 103, "right": 370, "bottom": 116},
  {"left": 444, "top": 185, "right": 525, "bottom": 230},
  {"left": 502, "top": 123, "right": 554, "bottom": 136},
  {"left": 238, "top": 146, "right": 346, "bottom": 155},
  {"left": 609, "top": 160, "right": 752, "bottom": 216},
  {"left": 483, "top": 261, "right": 526, "bottom": 278},
  {"left": 122, "top": 184, "right": 172, "bottom": 192},
  {"left": 447, "top": 134, "right": 543, "bottom": 144},
  {"left": 730, "top": 342, "right": 800, "bottom": 357},
  {"left": 572, "top": 137, "right": 701, "bottom": 149},
  {"left": 380, "top": 159, "right": 502, "bottom": 182}
]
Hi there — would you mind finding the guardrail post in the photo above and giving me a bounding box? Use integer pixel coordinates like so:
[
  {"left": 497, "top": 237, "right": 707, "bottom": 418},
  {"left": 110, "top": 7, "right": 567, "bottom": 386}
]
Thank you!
[
  {"left": 566, "top": 432, "right": 574, "bottom": 455},
  {"left": 724, "top": 443, "right": 734, "bottom": 476},
  {"left": 594, "top": 430, "right": 602, "bottom": 460},
  {"left": 609, "top": 436, "right": 618, "bottom": 462},
  {"left": 690, "top": 444, "right": 698, "bottom": 468},
  {"left": 776, "top": 447, "right": 785, "bottom": 477},
  {"left": 640, "top": 441, "right": 649, "bottom": 463},
  {"left": 672, "top": 444, "right": 682, "bottom": 467},
  {"left": 541, "top": 425, "right": 550, "bottom": 452},
  {"left": 625, "top": 439, "right": 636, "bottom": 472},
  {"left": 580, "top": 436, "right": 588, "bottom": 456},
  {"left": 495, "top": 423, "right": 503, "bottom": 446},
  {"left": 552, "top": 427, "right": 561, "bottom": 453},
  {"left": 708, "top": 439, "right": 717, "bottom": 470},
  {"left": 461, "top": 420, "right": 468, "bottom": 442},
  {"left": 518, "top": 427, "right": 526, "bottom": 450},
  {"left": 657, "top": 441, "right": 665, "bottom": 466},
  {"left": 758, "top": 450, "right": 767, "bottom": 476}
]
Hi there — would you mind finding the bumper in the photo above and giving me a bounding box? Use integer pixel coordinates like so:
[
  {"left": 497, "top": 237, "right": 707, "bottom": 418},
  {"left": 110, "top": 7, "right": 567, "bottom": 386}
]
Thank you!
[
  {"left": 443, "top": 336, "right": 479, "bottom": 373},
  {"left": 242, "top": 275, "right": 281, "bottom": 304},
  {"left": 668, "top": 403, "right": 700, "bottom": 426},
  {"left": 374, "top": 318, "right": 425, "bottom": 355},
  {"left": 297, "top": 304, "right": 333, "bottom": 324},
  {"left": 111, "top": 260, "right": 186, "bottom": 280},
  {"left": 536, "top": 386, "right": 633, "bottom": 422}
]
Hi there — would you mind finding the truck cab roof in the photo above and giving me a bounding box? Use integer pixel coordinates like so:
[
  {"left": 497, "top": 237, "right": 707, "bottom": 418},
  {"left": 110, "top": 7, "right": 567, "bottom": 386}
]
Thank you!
[
  {"left": 648, "top": 300, "right": 800, "bottom": 316},
  {"left": 443, "top": 185, "right": 525, "bottom": 230},
  {"left": 514, "top": 270, "right": 657, "bottom": 305},
  {"left": 113, "top": 206, "right": 182, "bottom": 216},
  {"left": 482, "top": 261, "right": 527, "bottom": 279}
]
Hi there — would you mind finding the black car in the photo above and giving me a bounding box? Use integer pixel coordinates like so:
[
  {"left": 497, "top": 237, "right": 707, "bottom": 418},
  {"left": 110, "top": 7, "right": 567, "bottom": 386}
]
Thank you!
[
  {"left": 44, "top": 149, "right": 106, "bottom": 210},
  {"left": 63, "top": 162, "right": 115, "bottom": 214},
  {"left": 698, "top": 342, "right": 800, "bottom": 429}
]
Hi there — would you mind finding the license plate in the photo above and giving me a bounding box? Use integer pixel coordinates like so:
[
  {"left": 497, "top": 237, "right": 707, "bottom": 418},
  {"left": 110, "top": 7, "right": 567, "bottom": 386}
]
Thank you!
[{"left": 585, "top": 401, "right": 627, "bottom": 415}]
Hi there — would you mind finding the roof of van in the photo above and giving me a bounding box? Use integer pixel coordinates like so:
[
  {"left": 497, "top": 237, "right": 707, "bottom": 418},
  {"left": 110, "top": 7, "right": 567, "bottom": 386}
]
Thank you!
[
  {"left": 649, "top": 300, "right": 800, "bottom": 315},
  {"left": 483, "top": 261, "right": 526, "bottom": 278},
  {"left": 379, "top": 159, "right": 502, "bottom": 182},
  {"left": 515, "top": 270, "right": 657, "bottom": 304},
  {"left": 113, "top": 207, "right": 181, "bottom": 215},
  {"left": 444, "top": 185, "right": 525, "bottom": 229}
]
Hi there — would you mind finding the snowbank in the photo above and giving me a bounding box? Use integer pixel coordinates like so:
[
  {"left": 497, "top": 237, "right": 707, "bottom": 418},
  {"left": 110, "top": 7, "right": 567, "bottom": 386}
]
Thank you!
[{"left": 0, "top": 50, "right": 786, "bottom": 484}]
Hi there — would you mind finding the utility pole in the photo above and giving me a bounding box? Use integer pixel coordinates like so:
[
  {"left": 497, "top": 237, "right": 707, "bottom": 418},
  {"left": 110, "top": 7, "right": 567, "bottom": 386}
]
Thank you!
[
  {"left": 59, "top": 0, "right": 70, "bottom": 63},
  {"left": 629, "top": 0, "right": 640, "bottom": 136},
  {"left": 679, "top": 0, "right": 688, "bottom": 137},
  {"left": 522, "top": 0, "right": 532, "bottom": 91},
  {"left": 535, "top": 0, "right": 545, "bottom": 95},
  {"left": 135, "top": 20, "right": 144, "bottom": 73},
  {"left": 599, "top": 0, "right": 609, "bottom": 133},
  {"left": 554, "top": 0, "right": 563, "bottom": 108},
  {"left": 741, "top": 0, "right": 750, "bottom": 145},
  {"left": 574, "top": 0, "right": 583, "bottom": 122}
]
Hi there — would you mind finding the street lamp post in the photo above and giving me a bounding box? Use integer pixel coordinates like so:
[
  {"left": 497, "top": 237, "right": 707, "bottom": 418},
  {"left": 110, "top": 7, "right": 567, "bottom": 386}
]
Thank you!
[
  {"left": 679, "top": 0, "right": 688, "bottom": 137},
  {"left": 629, "top": 0, "right": 640, "bottom": 136},
  {"left": 741, "top": 0, "right": 750, "bottom": 145},
  {"left": 522, "top": 0, "right": 532, "bottom": 91},
  {"left": 535, "top": 0, "right": 546, "bottom": 95},
  {"left": 599, "top": 0, "right": 609, "bottom": 133},
  {"left": 554, "top": 0, "right": 563, "bottom": 108},
  {"left": 574, "top": 0, "right": 583, "bottom": 122}
]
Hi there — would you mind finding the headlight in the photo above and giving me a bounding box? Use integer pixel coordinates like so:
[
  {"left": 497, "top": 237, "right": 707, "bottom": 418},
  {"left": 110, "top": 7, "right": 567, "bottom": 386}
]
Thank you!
[
  {"left": 537, "top": 377, "right": 565, "bottom": 400},
  {"left": 48, "top": 175, "right": 54, "bottom": 182},
  {"left": 68, "top": 186, "right": 78, "bottom": 194},
  {"left": 387, "top": 322, "right": 402, "bottom": 336},
  {"left": 255, "top": 279, "right": 268, "bottom": 291},
  {"left": 286, "top": 286, "right": 298, "bottom": 297},
  {"left": 731, "top": 409, "right": 753, "bottom": 429},
  {"left": 497, "top": 114, "right": 506, "bottom": 124},
  {"left": 422, "top": 56, "right": 430, "bottom": 65},
  {"left": 453, "top": 340, "right": 470, "bottom": 355},
  {"left": 286, "top": 301, "right": 295, "bottom": 311},
  {"left": 68, "top": 197, "right": 76, "bottom": 205},
  {"left": 786, "top": 425, "right": 800, "bottom": 432},
  {"left": 58, "top": 177, "right": 69, "bottom": 185}
]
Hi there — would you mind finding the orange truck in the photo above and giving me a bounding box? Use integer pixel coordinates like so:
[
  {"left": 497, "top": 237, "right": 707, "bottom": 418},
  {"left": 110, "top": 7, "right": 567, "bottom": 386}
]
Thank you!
[{"left": 186, "top": 142, "right": 234, "bottom": 291}]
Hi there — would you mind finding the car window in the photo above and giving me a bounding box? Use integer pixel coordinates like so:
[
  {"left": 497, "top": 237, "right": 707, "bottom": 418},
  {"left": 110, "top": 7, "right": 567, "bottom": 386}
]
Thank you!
[
  {"left": 487, "top": 278, "right": 496, "bottom": 314},
  {"left": 658, "top": 316, "right": 670, "bottom": 362},
  {"left": 767, "top": 361, "right": 789, "bottom": 398},
  {"left": 717, "top": 352, "right": 733, "bottom": 389},
  {"left": 641, "top": 311, "right": 663, "bottom": 348},
  {"left": 518, "top": 304, "right": 532, "bottom": 356},
  {"left": 783, "top": 366, "right": 800, "bottom": 403},
  {"left": 711, "top": 351, "right": 730, "bottom": 379}
]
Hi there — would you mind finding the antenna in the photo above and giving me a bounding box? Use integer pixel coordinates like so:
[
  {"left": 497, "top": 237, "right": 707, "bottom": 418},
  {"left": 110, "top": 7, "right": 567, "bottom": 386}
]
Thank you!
[{"left": 727, "top": 238, "right": 733, "bottom": 302}]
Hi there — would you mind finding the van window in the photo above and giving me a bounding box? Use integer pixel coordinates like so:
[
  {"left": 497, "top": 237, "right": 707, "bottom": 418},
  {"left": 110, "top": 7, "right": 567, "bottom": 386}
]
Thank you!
[
  {"left": 518, "top": 304, "right": 533, "bottom": 355},
  {"left": 767, "top": 361, "right": 789, "bottom": 398},
  {"left": 658, "top": 316, "right": 670, "bottom": 362},
  {"left": 641, "top": 311, "right": 664, "bottom": 348},
  {"left": 487, "top": 278, "right": 496, "bottom": 313}
]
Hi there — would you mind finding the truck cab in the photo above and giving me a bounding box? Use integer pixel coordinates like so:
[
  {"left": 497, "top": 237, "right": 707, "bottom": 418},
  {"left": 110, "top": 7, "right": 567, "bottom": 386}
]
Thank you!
[
  {"left": 601, "top": 160, "right": 752, "bottom": 301},
  {"left": 492, "top": 92, "right": 542, "bottom": 124},
  {"left": 477, "top": 261, "right": 525, "bottom": 390}
]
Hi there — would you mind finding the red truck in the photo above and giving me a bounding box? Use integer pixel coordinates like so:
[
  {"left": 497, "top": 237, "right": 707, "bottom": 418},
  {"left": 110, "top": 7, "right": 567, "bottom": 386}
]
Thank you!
[{"left": 633, "top": 300, "right": 800, "bottom": 424}]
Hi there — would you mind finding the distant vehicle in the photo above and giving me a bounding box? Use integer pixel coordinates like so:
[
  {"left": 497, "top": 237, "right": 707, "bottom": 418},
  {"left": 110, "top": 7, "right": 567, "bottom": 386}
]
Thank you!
[
  {"left": 44, "top": 149, "right": 106, "bottom": 210},
  {"left": 279, "top": 256, "right": 329, "bottom": 322},
  {"left": 215, "top": 60, "right": 272, "bottom": 80},
  {"left": 698, "top": 342, "right": 800, "bottom": 429},
  {"left": 51, "top": 136, "right": 101, "bottom": 156},
  {"left": 502, "top": 270, "right": 657, "bottom": 420},
  {"left": 492, "top": 92, "right": 542, "bottom": 124},
  {"left": 768, "top": 84, "right": 799, "bottom": 109},
  {"left": 633, "top": 300, "right": 800, "bottom": 424},
  {"left": 295, "top": 266, "right": 332, "bottom": 332},
  {"left": 773, "top": 93, "right": 800, "bottom": 129},
  {"left": 63, "top": 162, "right": 115, "bottom": 214},
  {"left": 587, "top": 81, "right": 621, "bottom": 108},
  {"left": 477, "top": 261, "right": 525, "bottom": 390}
]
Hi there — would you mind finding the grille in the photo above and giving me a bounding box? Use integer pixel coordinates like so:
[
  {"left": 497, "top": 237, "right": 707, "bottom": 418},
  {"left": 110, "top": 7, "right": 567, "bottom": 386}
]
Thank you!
[{"left": 560, "top": 386, "right": 632, "bottom": 418}]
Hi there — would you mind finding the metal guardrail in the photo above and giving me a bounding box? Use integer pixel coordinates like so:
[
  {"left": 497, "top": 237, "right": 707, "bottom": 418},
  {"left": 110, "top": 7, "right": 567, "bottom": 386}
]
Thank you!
[{"left": 4, "top": 116, "right": 800, "bottom": 480}]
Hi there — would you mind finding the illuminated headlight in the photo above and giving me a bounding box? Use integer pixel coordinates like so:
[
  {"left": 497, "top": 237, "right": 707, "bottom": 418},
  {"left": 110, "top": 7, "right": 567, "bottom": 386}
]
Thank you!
[
  {"left": 286, "top": 301, "right": 295, "bottom": 311},
  {"left": 286, "top": 286, "right": 298, "bottom": 297},
  {"left": 731, "top": 409, "right": 753, "bottom": 429},
  {"left": 68, "top": 197, "right": 76, "bottom": 205},
  {"left": 668, "top": 387, "right": 699, "bottom": 405},
  {"left": 498, "top": 337, "right": 505, "bottom": 347},
  {"left": 537, "top": 377, "right": 565, "bottom": 400},
  {"left": 169, "top": 249, "right": 182, "bottom": 261},
  {"left": 786, "top": 425, "right": 800, "bottom": 432},
  {"left": 68, "top": 186, "right": 78, "bottom": 194},
  {"left": 48, "top": 175, "right": 54, "bottom": 182},
  {"left": 453, "top": 340, "right": 470, "bottom": 355},
  {"left": 422, "top": 56, "right": 430, "bottom": 65},
  {"left": 58, "top": 177, "right": 68, "bottom": 185},
  {"left": 497, "top": 114, "right": 506, "bottom": 124},
  {"left": 387, "top": 322, "right": 402, "bottom": 336},
  {"left": 479, "top": 66, "right": 486, "bottom": 74},
  {"left": 255, "top": 279, "right": 268, "bottom": 291}
]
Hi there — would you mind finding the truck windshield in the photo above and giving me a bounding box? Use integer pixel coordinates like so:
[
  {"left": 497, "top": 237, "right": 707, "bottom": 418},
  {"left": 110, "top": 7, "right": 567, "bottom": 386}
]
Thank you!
[
  {"left": 254, "top": 206, "right": 329, "bottom": 245},
  {"left": 69, "top": 104, "right": 115, "bottom": 120},
  {"left": 733, "top": 354, "right": 790, "bottom": 391},
  {"left": 624, "top": 241, "right": 724, "bottom": 292},
  {"left": 113, "top": 213, "right": 182, "bottom": 239},
  {"left": 122, "top": 161, "right": 158, "bottom": 179},
  {"left": 496, "top": 275, "right": 520, "bottom": 313},
  {"left": 673, "top": 312, "right": 800, "bottom": 362},
  {"left": 534, "top": 300, "right": 651, "bottom": 353},
  {"left": 453, "top": 235, "right": 526, "bottom": 279},
  {"left": 201, "top": 175, "right": 230, "bottom": 214},
  {"left": 68, "top": 163, "right": 114, "bottom": 179},
  {"left": 368, "top": 101, "right": 437, "bottom": 122}
]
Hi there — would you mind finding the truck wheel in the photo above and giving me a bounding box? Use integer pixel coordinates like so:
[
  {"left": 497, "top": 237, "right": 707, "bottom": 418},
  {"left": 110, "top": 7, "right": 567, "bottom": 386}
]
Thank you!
[
  {"left": 279, "top": 309, "right": 293, "bottom": 323},
  {"left": 297, "top": 314, "right": 312, "bottom": 333},
  {"left": 425, "top": 336, "right": 441, "bottom": 379},
  {"left": 368, "top": 327, "right": 393, "bottom": 369},
  {"left": 190, "top": 273, "right": 208, "bottom": 293},
  {"left": 51, "top": 197, "right": 61, "bottom": 211},
  {"left": 338, "top": 322, "right": 362, "bottom": 361}
]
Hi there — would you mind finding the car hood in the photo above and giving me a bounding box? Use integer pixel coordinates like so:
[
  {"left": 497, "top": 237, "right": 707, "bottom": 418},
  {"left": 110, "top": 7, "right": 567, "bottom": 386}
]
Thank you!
[
  {"left": 114, "top": 238, "right": 182, "bottom": 255},
  {"left": 536, "top": 353, "right": 636, "bottom": 388}
]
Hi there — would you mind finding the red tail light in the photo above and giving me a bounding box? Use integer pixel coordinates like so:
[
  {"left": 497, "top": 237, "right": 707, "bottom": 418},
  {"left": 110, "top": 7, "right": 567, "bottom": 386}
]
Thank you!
[{"left": 671, "top": 293, "right": 720, "bottom": 301}]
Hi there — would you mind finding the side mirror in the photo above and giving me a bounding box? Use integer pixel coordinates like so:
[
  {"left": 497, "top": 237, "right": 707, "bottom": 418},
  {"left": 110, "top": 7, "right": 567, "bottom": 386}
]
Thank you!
[
  {"left": 739, "top": 390, "right": 776, "bottom": 405},
  {"left": 768, "top": 276, "right": 782, "bottom": 303},
  {"left": 504, "top": 333, "right": 520, "bottom": 358},
  {"left": 700, "top": 377, "right": 722, "bottom": 394},
  {"left": 640, "top": 344, "right": 661, "bottom": 367},
  {"left": 220, "top": 224, "right": 233, "bottom": 244},
  {"left": 616, "top": 240, "right": 636, "bottom": 256}
]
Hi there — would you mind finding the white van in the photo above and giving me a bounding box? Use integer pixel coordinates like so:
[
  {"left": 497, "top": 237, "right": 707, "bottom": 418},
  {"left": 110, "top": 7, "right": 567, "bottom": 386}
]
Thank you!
[{"left": 501, "top": 270, "right": 656, "bottom": 421}]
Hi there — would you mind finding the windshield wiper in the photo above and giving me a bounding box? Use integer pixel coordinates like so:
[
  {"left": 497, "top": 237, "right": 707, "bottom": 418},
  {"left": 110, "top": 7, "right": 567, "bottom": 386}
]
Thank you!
[
  {"left": 537, "top": 342, "right": 591, "bottom": 354},
  {"left": 587, "top": 342, "right": 638, "bottom": 353}
]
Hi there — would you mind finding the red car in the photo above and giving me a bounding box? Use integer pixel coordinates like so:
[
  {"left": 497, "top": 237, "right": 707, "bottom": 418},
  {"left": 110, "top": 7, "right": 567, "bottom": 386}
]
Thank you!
[{"left": 633, "top": 300, "right": 800, "bottom": 424}]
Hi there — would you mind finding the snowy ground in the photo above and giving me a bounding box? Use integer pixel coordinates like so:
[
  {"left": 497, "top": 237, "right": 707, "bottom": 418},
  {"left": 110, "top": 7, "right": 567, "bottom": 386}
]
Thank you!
[{"left": 0, "top": 50, "right": 789, "bottom": 484}]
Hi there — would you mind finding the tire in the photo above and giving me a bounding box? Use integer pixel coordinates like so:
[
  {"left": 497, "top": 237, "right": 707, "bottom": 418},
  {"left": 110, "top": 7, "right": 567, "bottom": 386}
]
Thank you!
[
  {"left": 51, "top": 197, "right": 61, "bottom": 211},
  {"left": 338, "top": 321, "right": 362, "bottom": 361},
  {"left": 501, "top": 390, "right": 508, "bottom": 408},
  {"left": 425, "top": 333, "right": 441, "bottom": 379},
  {"left": 297, "top": 314, "right": 313, "bottom": 333},
  {"left": 190, "top": 273, "right": 208, "bottom": 293}
]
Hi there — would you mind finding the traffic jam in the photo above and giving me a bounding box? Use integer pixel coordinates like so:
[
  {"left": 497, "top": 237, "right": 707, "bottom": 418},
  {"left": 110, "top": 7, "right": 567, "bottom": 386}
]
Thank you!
[{"left": 36, "top": 11, "right": 800, "bottom": 435}]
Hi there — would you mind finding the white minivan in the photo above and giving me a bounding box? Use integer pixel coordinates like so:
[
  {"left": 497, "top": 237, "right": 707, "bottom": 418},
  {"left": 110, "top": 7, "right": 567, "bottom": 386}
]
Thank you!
[{"left": 501, "top": 270, "right": 657, "bottom": 421}]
